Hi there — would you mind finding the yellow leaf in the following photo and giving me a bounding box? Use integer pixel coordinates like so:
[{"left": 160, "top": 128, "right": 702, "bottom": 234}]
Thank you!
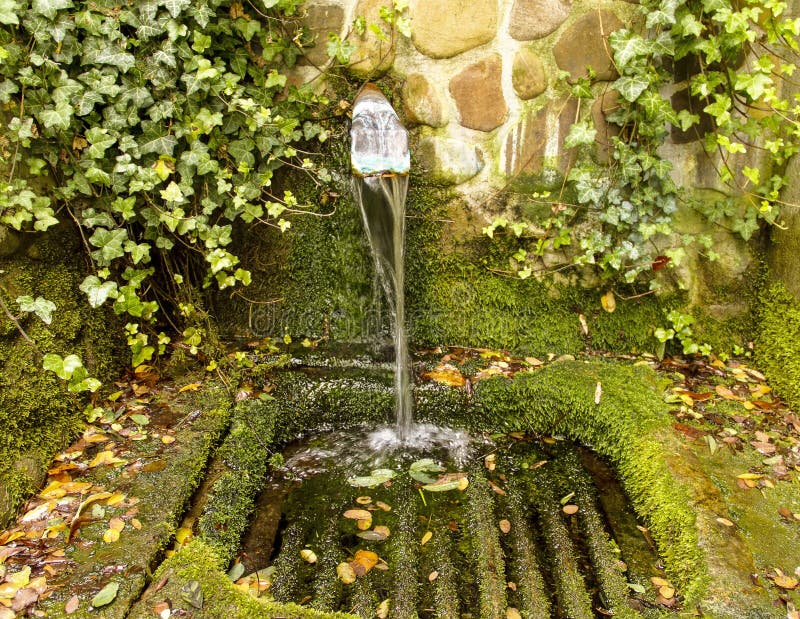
[
  {"left": 373, "top": 525, "right": 390, "bottom": 538},
  {"left": 131, "top": 518, "right": 142, "bottom": 530},
  {"left": 507, "top": 608, "right": 522, "bottom": 619},
  {"left": 773, "top": 575, "right": 799, "bottom": 589},
  {"left": 421, "top": 531, "right": 432, "bottom": 546},
  {"left": 73, "top": 492, "right": 113, "bottom": 521},
  {"left": 102, "top": 528, "right": 120, "bottom": 544},
  {"left": 337, "top": 562, "right": 356, "bottom": 584},
  {"left": 351, "top": 550, "right": 378, "bottom": 575},
  {"left": 175, "top": 527, "right": 193, "bottom": 545},
  {"left": 88, "top": 451, "right": 127, "bottom": 468},
  {"left": 300, "top": 549, "right": 317, "bottom": 564},
  {"left": 161, "top": 435, "right": 176, "bottom": 445},
  {"left": 39, "top": 481, "right": 66, "bottom": 499},
  {"left": 600, "top": 290, "right": 616, "bottom": 313},
  {"left": 153, "top": 158, "right": 172, "bottom": 181},
  {"left": 60, "top": 482, "right": 93, "bottom": 494},
  {"left": 178, "top": 383, "right": 202, "bottom": 393},
  {"left": 499, "top": 520, "right": 511, "bottom": 534},
  {"left": 8, "top": 566, "right": 30, "bottom": 588},
  {"left": 109, "top": 517, "right": 125, "bottom": 532},
  {"left": 650, "top": 577, "right": 670, "bottom": 587},
  {"left": 736, "top": 473, "right": 763, "bottom": 480},
  {"left": 376, "top": 598, "right": 390, "bottom": 619},
  {"left": 422, "top": 364, "right": 465, "bottom": 387},
  {"left": 105, "top": 493, "right": 126, "bottom": 507},
  {"left": 21, "top": 501, "right": 55, "bottom": 523},
  {"left": 659, "top": 585, "right": 675, "bottom": 599}
]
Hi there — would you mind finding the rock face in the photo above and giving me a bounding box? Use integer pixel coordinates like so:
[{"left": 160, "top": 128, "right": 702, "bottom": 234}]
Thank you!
[
  {"left": 402, "top": 74, "right": 447, "bottom": 127},
  {"left": 509, "top": 0, "right": 572, "bottom": 40},
  {"left": 554, "top": 11, "right": 623, "bottom": 82},
  {"left": 449, "top": 55, "right": 507, "bottom": 132},
  {"left": 347, "top": 0, "right": 395, "bottom": 76},
  {"left": 591, "top": 89, "right": 621, "bottom": 162},
  {"left": 502, "top": 99, "right": 578, "bottom": 177},
  {"left": 298, "top": 4, "right": 345, "bottom": 67},
  {"left": 416, "top": 137, "right": 484, "bottom": 185},
  {"left": 410, "top": 0, "right": 497, "bottom": 58},
  {"left": 0, "top": 225, "right": 20, "bottom": 257},
  {"left": 512, "top": 48, "right": 547, "bottom": 100},
  {"left": 769, "top": 156, "right": 800, "bottom": 300}
]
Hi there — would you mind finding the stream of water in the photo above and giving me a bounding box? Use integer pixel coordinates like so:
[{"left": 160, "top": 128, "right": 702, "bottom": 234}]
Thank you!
[{"left": 351, "top": 85, "right": 413, "bottom": 439}]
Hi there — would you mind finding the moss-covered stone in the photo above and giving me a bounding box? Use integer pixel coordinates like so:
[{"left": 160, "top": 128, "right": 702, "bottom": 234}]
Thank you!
[
  {"left": 755, "top": 282, "right": 800, "bottom": 410},
  {"left": 0, "top": 225, "right": 124, "bottom": 526},
  {"left": 128, "top": 539, "right": 358, "bottom": 619}
]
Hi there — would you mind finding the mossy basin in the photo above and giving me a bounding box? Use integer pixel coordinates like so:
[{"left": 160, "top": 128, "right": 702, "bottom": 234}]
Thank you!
[{"left": 235, "top": 428, "right": 660, "bottom": 619}]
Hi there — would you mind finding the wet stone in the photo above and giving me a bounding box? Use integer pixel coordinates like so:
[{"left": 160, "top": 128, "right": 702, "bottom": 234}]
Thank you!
[
  {"left": 512, "top": 48, "right": 547, "bottom": 100},
  {"left": 509, "top": 0, "right": 572, "bottom": 40},
  {"left": 347, "top": 0, "right": 395, "bottom": 76},
  {"left": 402, "top": 74, "right": 447, "bottom": 128},
  {"left": 417, "top": 137, "right": 484, "bottom": 185},
  {"left": 410, "top": 0, "right": 498, "bottom": 58},
  {"left": 298, "top": 3, "right": 345, "bottom": 67},
  {"left": 554, "top": 11, "right": 623, "bottom": 82},
  {"left": 449, "top": 54, "right": 507, "bottom": 132},
  {"left": 0, "top": 225, "right": 21, "bottom": 257}
]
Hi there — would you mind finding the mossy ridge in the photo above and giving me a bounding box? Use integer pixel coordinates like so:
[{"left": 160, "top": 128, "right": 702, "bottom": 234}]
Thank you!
[
  {"left": 472, "top": 360, "right": 709, "bottom": 603},
  {"left": 127, "top": 538, "right": 359, "bottom": 619},
  {"left": 755, "top": 282, "right": 800, "bottom": 410},
  {"left": 0, "top": 226, "right": 124, "bottom": 527},
  {"left": 38, "top": 380, "right": 233, "bottom": 619}
]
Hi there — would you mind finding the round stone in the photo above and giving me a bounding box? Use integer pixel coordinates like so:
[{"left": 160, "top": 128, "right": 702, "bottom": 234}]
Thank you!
[
  {"left": 512, "top": 49, "right": 547, "bottom": 100},
  {"left": 509, "top": 0, "right": 572, "bottom": 40},
  {"left": 410, "top": 0, "right": 498, "bottom": 59},
  {"left": 417, "top": 137, "right": 484, "bottom": 185},
  {"left": 554, "top": 11, "right": 623, "bottom": 82},
  {"left": 449, "top": 54, "right": 507, "bottom": 132},
  {"left": 402, "top": 74, "right": 447, "bottom": 128}
]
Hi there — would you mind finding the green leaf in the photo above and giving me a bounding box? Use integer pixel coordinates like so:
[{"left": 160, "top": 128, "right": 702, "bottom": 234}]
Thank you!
[
  {"left": 91, "top": 582, "right": 119, "bottom": 608},
  {"left": 16, "top": 295, "right": 57, "bottom": 324},
  {"left": 614, "top": 75, "right": 650, "bottom": 102},
  {"left": 32, "top": 0, "right": 72, "bottom": 19},
  {"left": 265, "top": 70, "right": 287, "bottom": 89},
  {"left": 80, "top": 276, "right": 119, "bottom": 308},
  {"left": 180, "top": 580, "right": 203, "bottom": 609},
  {"left": 88, "top": 46, "right": 136, "bottom": 73},
  {"left": 609, "top": 30, "right": 651, "bottom": 68},
  {"left": 38, "top": 104, "right": 72, "bottom": 130},
  {"left": 162, "top": 0, "right": 190, "bottom": 18},
  {"left": 89, "top": 228, "right": 128, "bottom": 264},
  {"left": 160, "top": 181, "right": 184, "bottom": 203},
  {"left": 43, "top": 353, "right": 83, "bottom": 380},
  {"left": 0, "top": 0, "right": 21, "bottom": 24},
  {"left": 564, "top": 121, "right": 597, "bottom": 148}
]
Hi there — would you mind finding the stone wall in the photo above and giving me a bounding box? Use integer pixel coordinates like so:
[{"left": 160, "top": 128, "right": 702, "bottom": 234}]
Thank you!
[{"left": 288, "top": 0, "right": 757, "bottom": 318}]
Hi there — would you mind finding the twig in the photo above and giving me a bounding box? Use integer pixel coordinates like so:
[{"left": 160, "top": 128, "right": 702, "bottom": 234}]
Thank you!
[{"left": 0, "top": 294, "right": 34, "bottom": 344}]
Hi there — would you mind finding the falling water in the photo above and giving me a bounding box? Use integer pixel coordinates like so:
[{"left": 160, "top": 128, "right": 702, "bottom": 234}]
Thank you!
[{"left": 350, "top": 85, "right": 413, "bottom": 438}]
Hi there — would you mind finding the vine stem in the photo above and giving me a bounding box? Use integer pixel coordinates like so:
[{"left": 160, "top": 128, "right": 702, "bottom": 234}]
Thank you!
[{"left": 0, "top": 294, "right": 34, "bottom": 344}]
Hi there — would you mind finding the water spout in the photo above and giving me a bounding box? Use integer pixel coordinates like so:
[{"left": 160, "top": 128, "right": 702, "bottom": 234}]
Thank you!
[{"left": 350, "top": 85, "right": 413, "bottom": 439}]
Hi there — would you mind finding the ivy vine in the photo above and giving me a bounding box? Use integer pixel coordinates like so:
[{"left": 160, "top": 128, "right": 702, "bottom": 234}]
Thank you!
[
  {"left": 488, "top": 0, "right": 800, "bottom": 287},
  {"left": 0, "top": 0, "right": 337, "bottom": 368}
]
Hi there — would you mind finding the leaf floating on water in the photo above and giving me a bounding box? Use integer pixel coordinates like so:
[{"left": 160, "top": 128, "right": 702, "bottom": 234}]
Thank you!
[
  {"left": 337, "top": 562, "right": 356, "bottom": 584},
  {"left": 376, "top": 598, "right": 390, "bottom": 619},
  {"left": 180, "top": 580, "right": 203, "bottom": 609},
  {"left": 355, "top": 496, "right": 372, "bottom": 505},
  {"left": 499, "top": 519, "right": 511, "bottom": 534},
  {"left": 347, "top": 469, "right": 396, "bottom": 488},
  {"left": 92, "top": 582, "right": 119, "bottom": 608},
  {"left": 409, "top": 459, "right": 446, "bottom": 483},
  {"left": 559, "top": 492, "right": 575, "bottom": 505},
  {"left": 421, "top": 531, "right": 432, "bottom": 546},
  {"left": 375, "top": 501, "right": 391, "bottom": 512},
  {"left": 300, "top": 549, "right": 318, "bottom": 564},
  {"left": 357, "top": 530, "right": 387, "bottom": 541},
  {"left": 351, "top": 550, "right": 378, "bottom": 576},
  {"left": 343, "top": 509, "right": 373, "bottom": 521},
  {"left": 562, "top": 504, "right": 579, "bottom": 515},
  {"left": 423, "top": 472, "right": 468, "bottom": 493}
]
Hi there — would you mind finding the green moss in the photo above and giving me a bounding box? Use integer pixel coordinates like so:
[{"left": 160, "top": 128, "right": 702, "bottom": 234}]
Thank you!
[
  {"left": 472, "top": 360, "right": 708, "bottom": 602},
  {"left": 127, "top": 539, "right": 358, "bottom": 619},
  {"left": 755, "top": 282, "right": 800, "bottom": 410},
  {"left": 0, "top": 226, "right": 124, "bottom": 526}
]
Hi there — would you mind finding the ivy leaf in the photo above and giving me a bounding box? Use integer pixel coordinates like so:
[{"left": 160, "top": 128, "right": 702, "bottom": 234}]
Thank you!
[
  {"left": 180, "top": 581, "right": 203, "bottom": 609},
  {"left": 265, "top": 69, "right": 287, "bottom": 89},
  {"left": 43, "top": 353, "right": 83, "bottom": 380},
  {"left": 85, "top": 128, "right": 117, "bottom": 159},
  {"left": 0, "top": 0, "right": 21, "bottom": 24},
  {"left": 38, "top": 104, "right": 72, "bottom": 130},
  {"left": 140, "top": 129, "right": 178, "bottom": 156},
  {"left": 80, "top": 276, "right": 119, "bottom": 307},
  {"left": 162, "top": 0, "right": 190, "bottom": 18},
  {"left": 160, "top": 181, "right": 184, "bottom": 203},
  {"left": 564, "top": 121, "right": 597, "bottom": 148},
  {"left": 89, "top": 228, "right": 128, "bottom": 264},
  {"left": 31, "top": 0, "right": 72, "bottom": 19},
  {"left": 16, "top": 295, "right": 57, "bottom": 324},
  {"left": 614, "top": 75, "right": 650, "bottom": 102},
  {"left": 88, "top": 47, "right": 136, "bottom": 73},
  {"left": 609, "top": 30, "right": 651, "bottom": 68}
]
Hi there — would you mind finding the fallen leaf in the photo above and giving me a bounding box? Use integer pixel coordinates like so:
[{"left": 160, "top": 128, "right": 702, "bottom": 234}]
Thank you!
[
  {"left": 563, "top": 504, "right": 579, "bottom": 515},
  {"left": 337, "top": 562, "right": 356, "bottom": 584},
  {"left": 88, "top": 451, "right": 127, "bottom": 468},
  {"left": 650, "top": 577, "right": 670, "bottom": 587},
  {"left": 376, "top": 598, "right": 390, "bottom": 619},
  {"left": 716, "top": 518, "right": 734, "bottom": 527},
  {"left": 506, "top": 608, "right": 522, "bottom": 619},
  {"left": 180, "top": 580, "right": 203, "bottom": 609},
  {"left": 92, "top": 582, "right": 119, "bottom": 608},
  {"left": 355, "top": 496, "right": 372, "bottom": 505},
  {"left": 658, "top": 585, "right": 675, "bottom": 599},
  {"left": 65, "top": 594, "right": 80, "bottom": 614},
  {"left": 375, "top": 501, "right": 391, "bottom": 512},
  {"left": 772, "top": 574, "right": 798, "bottom": 589},
  {"left": 153, "top": 601, "right": 171, "bottom": 619},
  {"left": 499, "top": 519, "right": 511, "bottom": 534},
  {"left": 428, "top": 571, "right": 438, "bottom": 582},
  {"left": 102, "top": 528, "right": 120, "bottom": 543},
  {"left": 161, "top": 435, "right": 176, "bottom": 445},
  {"left": 594, "top": 382, "right": 602, "bottom": 404},
  {"left": 350, "top": 550, "right": 378, "bottom": 576},
  {"left": 579, "top": 314, "right": 589, "bottom": 336},
  {"left": 300, "top": 549, "right": 317, "bottom": 564},
  {"left": 715, "top": 385, "right": 743, "bottom": 401},
  {"left": 178, "top": 383, "right": 201, "bottom": 393},
  {"left": 421, "top": 531, "right": 432, "bottom": 546},
  {"left": 422, "top": 364, "right": 465, "bottom": 387}
]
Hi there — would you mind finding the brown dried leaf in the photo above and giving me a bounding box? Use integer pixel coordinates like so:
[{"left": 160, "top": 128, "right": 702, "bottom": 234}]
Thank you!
[{"left": 65, "top": 594, "right": 80, "bottom": 614}]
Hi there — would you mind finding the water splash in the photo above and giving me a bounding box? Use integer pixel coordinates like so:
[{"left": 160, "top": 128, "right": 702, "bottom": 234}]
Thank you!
[{"left": 351, "top": 85, "right": 413, "bottom": 438}]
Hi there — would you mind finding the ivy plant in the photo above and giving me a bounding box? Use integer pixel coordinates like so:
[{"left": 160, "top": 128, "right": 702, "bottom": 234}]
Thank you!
[
  {"left": 0, "top": 0, "right": 335, "bottom": 366},
  {"left": 486, "top": 0, "right": 800, "bottom": 288}
]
